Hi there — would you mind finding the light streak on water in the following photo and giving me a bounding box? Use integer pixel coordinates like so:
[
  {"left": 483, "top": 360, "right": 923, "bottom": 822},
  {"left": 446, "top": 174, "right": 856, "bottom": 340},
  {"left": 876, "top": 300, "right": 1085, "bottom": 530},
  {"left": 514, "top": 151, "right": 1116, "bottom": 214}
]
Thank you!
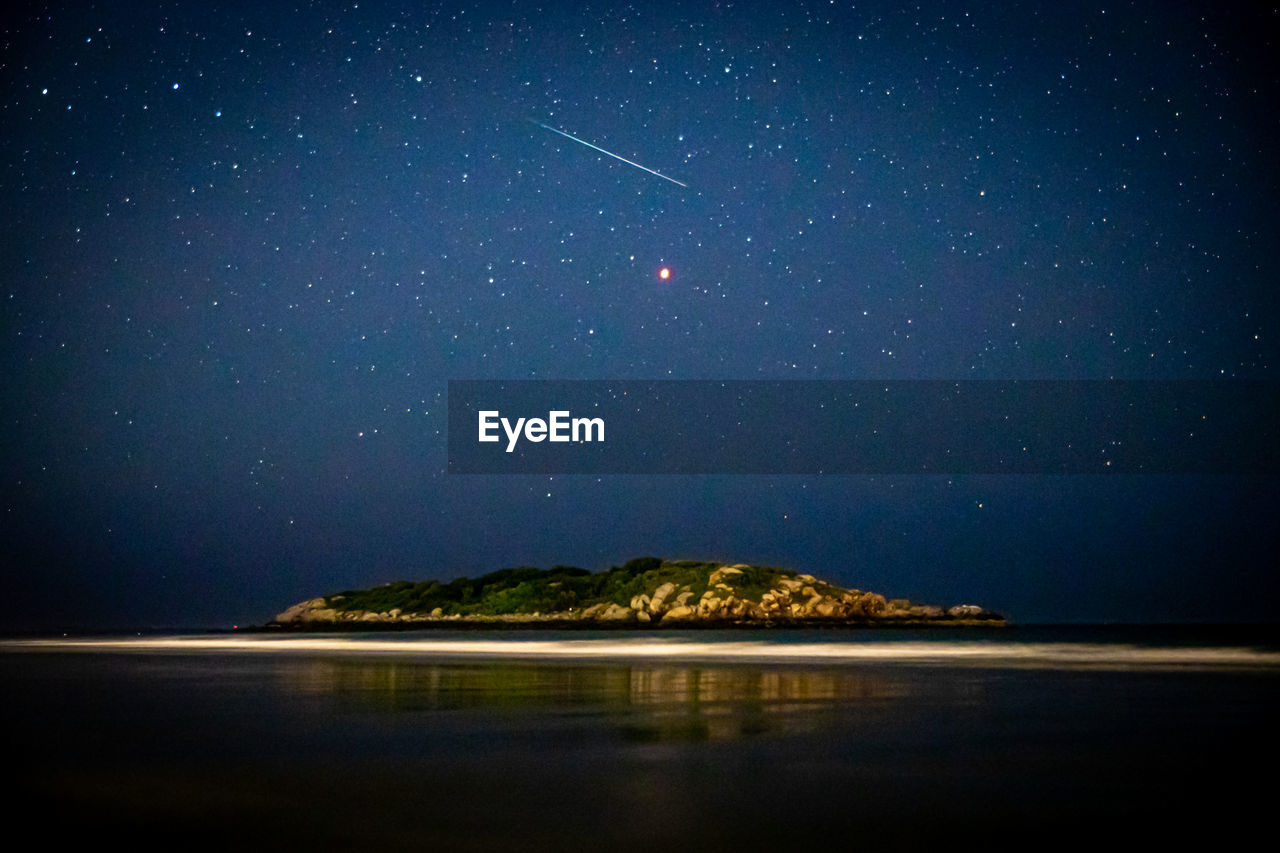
[{"left": 4, "top": 635, "right": 1279, "bottom": 671}]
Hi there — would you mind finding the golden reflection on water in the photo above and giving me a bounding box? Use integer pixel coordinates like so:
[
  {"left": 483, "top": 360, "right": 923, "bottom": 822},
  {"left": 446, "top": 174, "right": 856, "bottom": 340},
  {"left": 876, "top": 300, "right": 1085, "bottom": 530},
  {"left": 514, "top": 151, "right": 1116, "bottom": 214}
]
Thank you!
[{"left": 278, "top": 659, "right": 914, "bottom": 741}]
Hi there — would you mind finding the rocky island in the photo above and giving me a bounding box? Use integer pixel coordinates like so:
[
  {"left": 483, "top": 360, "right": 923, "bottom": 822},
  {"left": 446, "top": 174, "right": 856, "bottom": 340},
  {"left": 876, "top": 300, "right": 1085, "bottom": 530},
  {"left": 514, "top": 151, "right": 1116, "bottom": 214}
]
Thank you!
[{"left": 269, "top": 557, "right": 1002, "bottom": 628}]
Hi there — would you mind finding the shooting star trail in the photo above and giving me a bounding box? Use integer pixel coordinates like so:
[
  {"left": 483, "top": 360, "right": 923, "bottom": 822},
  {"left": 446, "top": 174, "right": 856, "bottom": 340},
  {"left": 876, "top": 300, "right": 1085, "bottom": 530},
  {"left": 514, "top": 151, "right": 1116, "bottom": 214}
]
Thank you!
[{"left": 532, "top": 120, "right": 688, "bottom": 188}]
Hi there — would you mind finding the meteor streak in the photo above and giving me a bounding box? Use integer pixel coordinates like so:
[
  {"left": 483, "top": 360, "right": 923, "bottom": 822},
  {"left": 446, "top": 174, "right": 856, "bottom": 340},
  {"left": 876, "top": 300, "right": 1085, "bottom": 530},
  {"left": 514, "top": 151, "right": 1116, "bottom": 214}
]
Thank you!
[{"left": 531, "top": 120, "right": 688, "bottom": 188}]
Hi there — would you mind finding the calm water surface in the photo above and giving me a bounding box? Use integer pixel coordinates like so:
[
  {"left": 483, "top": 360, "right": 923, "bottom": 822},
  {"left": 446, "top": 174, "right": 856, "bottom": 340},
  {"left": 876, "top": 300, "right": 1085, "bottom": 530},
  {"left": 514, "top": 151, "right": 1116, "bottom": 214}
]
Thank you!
[{"left": 5, "top": 627, "right": 1276, "bottom": 850}]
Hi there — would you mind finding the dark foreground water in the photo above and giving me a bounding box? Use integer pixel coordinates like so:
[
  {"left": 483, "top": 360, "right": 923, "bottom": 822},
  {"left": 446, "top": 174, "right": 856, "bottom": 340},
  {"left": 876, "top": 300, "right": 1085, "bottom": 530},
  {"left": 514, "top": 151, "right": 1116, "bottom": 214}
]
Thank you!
[{"left": 4, "top": 627, "right": 1278, "bottom": 850}]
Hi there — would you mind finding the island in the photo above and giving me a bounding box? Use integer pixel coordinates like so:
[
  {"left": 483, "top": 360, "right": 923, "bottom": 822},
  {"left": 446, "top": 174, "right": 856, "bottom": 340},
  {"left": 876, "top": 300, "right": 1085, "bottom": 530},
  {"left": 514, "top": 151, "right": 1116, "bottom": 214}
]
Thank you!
[{"left": 268, "top": 557, "right": 1003, "bottom": 629}]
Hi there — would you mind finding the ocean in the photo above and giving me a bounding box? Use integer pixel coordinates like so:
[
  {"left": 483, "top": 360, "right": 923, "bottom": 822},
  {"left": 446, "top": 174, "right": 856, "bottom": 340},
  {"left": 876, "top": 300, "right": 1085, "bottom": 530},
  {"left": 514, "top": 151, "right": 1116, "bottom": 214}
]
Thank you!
[{"left": 4, "top": 626, "right": 1277, "bottom": 849}]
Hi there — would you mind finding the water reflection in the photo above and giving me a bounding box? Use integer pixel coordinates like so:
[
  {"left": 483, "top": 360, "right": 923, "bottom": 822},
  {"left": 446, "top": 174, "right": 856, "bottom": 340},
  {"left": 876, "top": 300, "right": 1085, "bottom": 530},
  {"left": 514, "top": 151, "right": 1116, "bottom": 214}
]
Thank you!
[{"left": 278, "top": 659, "right": 920, "bottom": 741}]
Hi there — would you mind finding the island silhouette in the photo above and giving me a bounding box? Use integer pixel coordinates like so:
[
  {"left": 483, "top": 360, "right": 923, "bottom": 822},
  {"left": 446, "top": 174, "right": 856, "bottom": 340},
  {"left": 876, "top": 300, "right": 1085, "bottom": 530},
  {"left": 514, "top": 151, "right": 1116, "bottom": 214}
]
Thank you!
[{"left": 268, "top": 557, "right": 1003, "bottom": 629}]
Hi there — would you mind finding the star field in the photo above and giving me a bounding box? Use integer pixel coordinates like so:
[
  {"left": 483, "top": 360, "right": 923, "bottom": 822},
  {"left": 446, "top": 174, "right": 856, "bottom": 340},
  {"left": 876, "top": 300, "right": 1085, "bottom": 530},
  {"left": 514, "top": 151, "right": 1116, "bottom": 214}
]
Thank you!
[{"left": 2, "top": 1, "right": 1277, "bottom": 628}]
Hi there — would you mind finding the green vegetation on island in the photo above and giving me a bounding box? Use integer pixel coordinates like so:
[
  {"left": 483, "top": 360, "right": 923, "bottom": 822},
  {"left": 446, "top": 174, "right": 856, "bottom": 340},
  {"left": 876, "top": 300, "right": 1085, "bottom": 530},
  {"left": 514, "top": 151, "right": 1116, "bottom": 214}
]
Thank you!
[{"left": 270, "top": 557, "right": 1003, "bottom": 627}]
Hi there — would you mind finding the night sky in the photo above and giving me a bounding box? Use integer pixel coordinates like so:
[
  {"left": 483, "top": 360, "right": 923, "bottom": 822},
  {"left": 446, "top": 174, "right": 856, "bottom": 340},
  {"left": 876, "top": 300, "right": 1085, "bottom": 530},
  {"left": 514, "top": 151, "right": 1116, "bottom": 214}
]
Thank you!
[{"left": 3, "top": 1, "right": 1277, "bottom": 629}]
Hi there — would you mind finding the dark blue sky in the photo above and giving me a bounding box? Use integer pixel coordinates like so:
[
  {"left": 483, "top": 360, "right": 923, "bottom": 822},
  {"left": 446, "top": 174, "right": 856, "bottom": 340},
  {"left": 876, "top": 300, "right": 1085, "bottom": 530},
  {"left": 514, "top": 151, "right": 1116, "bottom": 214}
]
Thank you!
[{"left": 3, "top": 0, "right": 1277, "bottom": 628}]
